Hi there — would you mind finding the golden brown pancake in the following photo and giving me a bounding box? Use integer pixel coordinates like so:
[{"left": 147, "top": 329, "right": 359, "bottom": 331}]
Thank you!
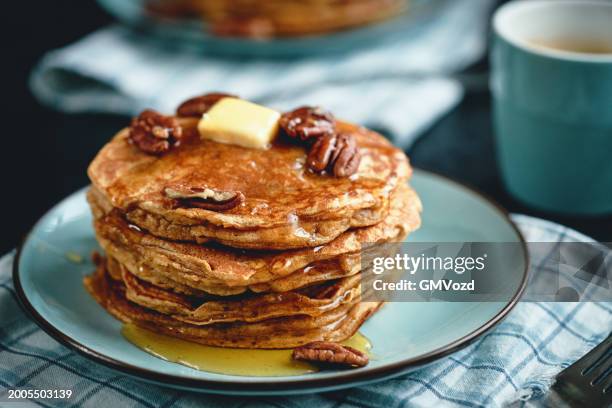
[
  {"left": 90, "top": 184, "right": 421, "bottom": 295},
  {"left": 115, "top": 258, "right": 362, "bottom": 325},
  {"left": 88, "top": 118, "right": 411, "bottom": 250},
  {"left": 85, "top": 261, "right": 383, "bottom": 348}
]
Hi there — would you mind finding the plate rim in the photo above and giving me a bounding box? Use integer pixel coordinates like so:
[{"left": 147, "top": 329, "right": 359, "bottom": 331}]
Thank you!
[{"left": 12, "top": 169, "right": 530, "bottom": 394}]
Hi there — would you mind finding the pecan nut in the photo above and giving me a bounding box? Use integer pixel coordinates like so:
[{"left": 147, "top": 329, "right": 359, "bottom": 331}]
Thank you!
[
  {"left": 129, "top": 109, "right": 183, "bottom": 155},
  {"left": 164, "top": 185, "right": 244, "bottom": 211},
  {"left": 279, "top": 106, "right": 335, "bottom": 143},
  {"left": 307, "top": 133, "right": 337, "bottom": 173},
  {"left": 292, "top": 341, "right": 368, "bottom": 368},
  {"left": 307, "top": 133, "right": 360, "bottom": 177},
  {"left": 330, "top": 133, "right": 361, "bottom": 177},
  {"left": 176, "top": 92, "right": 236, "bottom": 117}
]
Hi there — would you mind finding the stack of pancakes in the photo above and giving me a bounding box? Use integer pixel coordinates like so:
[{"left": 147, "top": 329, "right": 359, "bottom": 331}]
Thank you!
[
  {"left": 85, "top": 117, "right": 421, "bottom": 348},
  {"left": 148, "top": 0, "right": 408, "bottom": 38}
]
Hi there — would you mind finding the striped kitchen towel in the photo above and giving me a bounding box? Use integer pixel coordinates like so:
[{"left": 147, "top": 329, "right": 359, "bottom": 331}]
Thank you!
[
  {"left": 29, "top": 0, "right": 495, "bottom": 149},
  {"left": 1, "top": 214, "right": 610, "bottom": 407}
]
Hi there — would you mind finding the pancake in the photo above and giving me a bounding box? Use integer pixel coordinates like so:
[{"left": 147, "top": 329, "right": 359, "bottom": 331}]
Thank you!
[
  {"left": 90, "top": 184, "right": 421, "bottom": 295},
  {"left": 114, "top": 257, "right": 361, "bottom": 325},
  {"left": 88, "top": 118, "right": 411, "bottom": 250},
  {"left": 85, "top": 260, "right": 383, "bottom": 348}
]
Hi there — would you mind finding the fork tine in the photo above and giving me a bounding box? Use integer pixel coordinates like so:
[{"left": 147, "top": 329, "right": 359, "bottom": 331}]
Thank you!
[
  {"left": 589, "top": 350, "right": 612, "bottom": 386},
  {"left": 578, "top": 334, "right": 612, "bottom": 376},
  {"left": 549, "top": 334, "right": 612, "bottom": 406},
  {"left": 603, "top": 372, "right": 612, "bottom": 394}
]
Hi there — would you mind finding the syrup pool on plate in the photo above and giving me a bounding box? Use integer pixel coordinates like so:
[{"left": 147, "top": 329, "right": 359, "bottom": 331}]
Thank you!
[{"left": 122, "top": 324, "right": 372, "bottom": 377}]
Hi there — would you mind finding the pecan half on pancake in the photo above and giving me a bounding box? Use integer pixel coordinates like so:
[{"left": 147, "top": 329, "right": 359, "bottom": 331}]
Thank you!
[
  {"left": 281, "top": 106, "right": 360, "bottom": 177},
  {"left": 164, "top": 185, "right": 244, "bottom": 211},
  {"left": 308, "top": 133, "right": 361, "bottom": 177},
  {"left": 129, "top": 109, "right": 183, "bottom": 155},
  {"left": 279, "top": 106, "right": 335, "bottom": 143}
]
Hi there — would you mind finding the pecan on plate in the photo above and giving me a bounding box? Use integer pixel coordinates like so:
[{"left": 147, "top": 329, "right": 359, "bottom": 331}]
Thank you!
[
  {"left": 307, "top": 133, "right": 361, "bottom": 177},
  {"left": 129, "top": 109, "right": 183, "bottom": 155},
  {"left": 279, "top": 106, "right": 335, "bottom": 143},
  {"left": 176, "top": 92, "right": 236, "bottom": 117},
  {"left": 292, "top": 341, "right": 369, "bottom": 368},
  {"left": 164, "top": 185, "right": 244, "bottom": 211}
]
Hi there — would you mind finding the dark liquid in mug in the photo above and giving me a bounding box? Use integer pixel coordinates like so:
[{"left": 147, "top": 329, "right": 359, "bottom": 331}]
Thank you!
[{"left": 528, "top": 39, "right": 612, "bottom": 54}]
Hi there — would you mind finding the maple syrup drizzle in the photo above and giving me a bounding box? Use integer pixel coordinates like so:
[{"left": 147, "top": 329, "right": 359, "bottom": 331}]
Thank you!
[{"left": 122, "top": 324, "right": 372, "bottom": 377}]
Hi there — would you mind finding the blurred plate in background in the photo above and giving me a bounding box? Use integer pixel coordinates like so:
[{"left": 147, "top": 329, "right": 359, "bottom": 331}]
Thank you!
[{"left": 96, "top": 0, "right": 448, "bottom": 57}]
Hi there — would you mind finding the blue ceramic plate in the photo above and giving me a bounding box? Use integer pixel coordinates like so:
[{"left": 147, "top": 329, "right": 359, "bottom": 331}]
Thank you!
[
  {"left": 96, "top": 0, "right": 447, "bottom": 57},
  {"left": 13, "top": 170, "right": 527, "bottom": 395}
]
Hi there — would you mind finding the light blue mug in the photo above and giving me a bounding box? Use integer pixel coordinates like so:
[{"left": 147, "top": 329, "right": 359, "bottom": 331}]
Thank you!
[{"left": 491, "top": 0, "right": 612, "bottom": 215}]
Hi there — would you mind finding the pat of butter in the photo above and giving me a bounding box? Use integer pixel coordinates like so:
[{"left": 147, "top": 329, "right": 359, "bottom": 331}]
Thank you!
[{"left": 197, "top": 98, "right": 280, "bottom": 149}]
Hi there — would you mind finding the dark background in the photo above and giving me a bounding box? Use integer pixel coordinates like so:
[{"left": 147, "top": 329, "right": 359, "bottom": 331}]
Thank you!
[{"left": 3, "top": 0, "right": 612, "bottom": 255}]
